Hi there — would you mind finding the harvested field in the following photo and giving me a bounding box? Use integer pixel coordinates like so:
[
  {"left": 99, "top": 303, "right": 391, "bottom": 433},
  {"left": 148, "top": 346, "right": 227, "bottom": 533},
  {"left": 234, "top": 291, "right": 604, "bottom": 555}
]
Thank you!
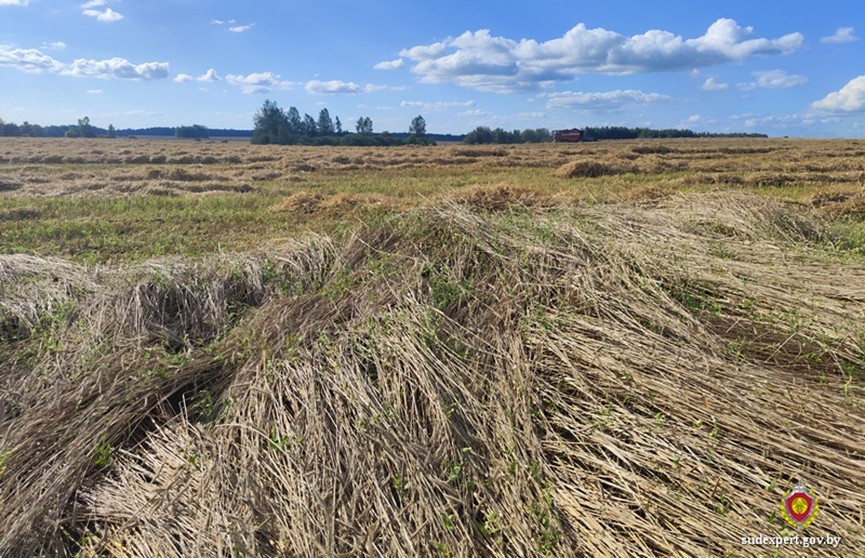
[{"left": 1, "top": 138, "right": 864, "bottom": 556}]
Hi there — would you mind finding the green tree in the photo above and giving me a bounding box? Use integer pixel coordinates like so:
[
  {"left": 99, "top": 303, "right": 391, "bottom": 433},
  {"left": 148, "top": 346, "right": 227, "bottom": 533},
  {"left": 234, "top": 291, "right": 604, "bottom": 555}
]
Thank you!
[
  {"left": 175, "top": 124, "right": 209, "bottom": 139},
  {"left": 463, "top": 126, "right": 493, "bottom": 144},
  {"left": 107, "top": 124, "right": 117, "bottom": 138},
  {"left": 409, "top": 115, "right": 426, "bottom": 137},
  {"left": 302, "top": 113, "right": 317, "bottom": 136},
  {"left": 335, "top": 116, "right": 342, "bottom": 135},
  {"left": 252, "top": 99, "right": 289, "bottom": 144},
  {"left": 78, "top": 116, "right": 96, "bottom": 138},
  {"left": 355, "top": 116, "right": 373, "bottom": 134},
  {"left": 317, "top": 108, "right": 334, "bottom": 135},
  {"left": 286, "top": 107, "right": 302, "bottom": 134}
]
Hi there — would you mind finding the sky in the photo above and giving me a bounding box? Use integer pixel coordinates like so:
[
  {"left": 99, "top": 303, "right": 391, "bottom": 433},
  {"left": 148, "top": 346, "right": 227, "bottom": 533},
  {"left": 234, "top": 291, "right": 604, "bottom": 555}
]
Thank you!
[{"left": 1, "top": 0, "right": 864, "bottom": 136}]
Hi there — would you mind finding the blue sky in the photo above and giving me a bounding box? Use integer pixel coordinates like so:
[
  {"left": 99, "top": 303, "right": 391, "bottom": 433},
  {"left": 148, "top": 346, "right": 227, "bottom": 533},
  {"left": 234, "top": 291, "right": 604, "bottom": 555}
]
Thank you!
[{"left": 1, "top": 0, "right": 864, "bottom": 136}]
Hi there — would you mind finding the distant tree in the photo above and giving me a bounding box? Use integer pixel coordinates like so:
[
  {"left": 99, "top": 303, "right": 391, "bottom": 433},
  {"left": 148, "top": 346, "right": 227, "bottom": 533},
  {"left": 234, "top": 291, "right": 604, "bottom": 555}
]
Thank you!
[
  {"left": 409, "top": 115, "right": 426, "bottom": 137},
  {"left": 355, "top": 116, "right": 373, "bottom": 134},
  {"left": 107, "top": 124, "right": 117, "bottom": 138},
  {"left": 317, "top": 108, "right": 334, "bottom": 135},
  {"left": 78, "top": 116, "right": 96, "bottom": 138},
  {"left": 335, "top": 116, "right": 342, "bottom": 135},
  {"left": 463, "top": 126, "right": 493, "bottom": 144},
  {"left": 1, "top": 119, "right": 18, "bottom": 136},
  {"left": 302, "top": 113, "right": 317, "bottom": 136},
  {"left": 65, "top": 127, "right": 79, "bottom": 138},
  {"left": 252, "top": 99, "right": 290, "bottom": 144},
  {"left": 175, "top": 124, "right": 209, "bottom": 139},
  {"left": 520, "top": 128, "right": 537, "bottom": 143},
  {"left": 286, "top": 107, "right": 302, "bottom": 134}
]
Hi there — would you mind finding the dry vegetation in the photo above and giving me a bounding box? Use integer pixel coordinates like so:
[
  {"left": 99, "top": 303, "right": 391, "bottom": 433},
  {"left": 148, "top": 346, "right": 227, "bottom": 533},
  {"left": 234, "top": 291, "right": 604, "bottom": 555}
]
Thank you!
[{"left": 1, "top": 137, "right": 864, "bottom": 556}]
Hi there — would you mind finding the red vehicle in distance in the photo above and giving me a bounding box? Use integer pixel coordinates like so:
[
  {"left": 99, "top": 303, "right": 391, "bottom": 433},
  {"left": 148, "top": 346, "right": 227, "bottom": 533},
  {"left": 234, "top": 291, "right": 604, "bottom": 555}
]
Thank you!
[{"left": 553, "top": 128, "right": 584, "bottom": 142}]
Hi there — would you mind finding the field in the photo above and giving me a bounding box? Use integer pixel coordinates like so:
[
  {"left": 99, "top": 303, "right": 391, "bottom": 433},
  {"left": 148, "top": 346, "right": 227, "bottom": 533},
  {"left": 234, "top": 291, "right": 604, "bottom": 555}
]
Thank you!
[{"left": 1, "top": 137, "right": 864, "bottom": 556}]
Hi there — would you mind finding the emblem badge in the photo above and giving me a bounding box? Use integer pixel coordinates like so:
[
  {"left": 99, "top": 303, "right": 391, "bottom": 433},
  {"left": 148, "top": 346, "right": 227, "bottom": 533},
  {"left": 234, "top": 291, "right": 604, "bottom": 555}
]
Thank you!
[{"left": 781, "top": 479, "right": 818, "bottom": 529}]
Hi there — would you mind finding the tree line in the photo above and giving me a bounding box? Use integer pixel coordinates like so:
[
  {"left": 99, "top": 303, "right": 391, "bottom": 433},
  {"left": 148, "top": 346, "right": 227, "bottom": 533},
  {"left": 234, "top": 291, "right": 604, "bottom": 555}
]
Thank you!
[
  {"left": 0, "top": 116, "right": 251, "bottom": 139},
  {"left": 462, "top": 126, "right": 553, "bottom": 144},
  {"left": 582, "top": 126, "right": 768, "bottom": 140},
  {"left": 0, "top": 116, "right": 110, "bottom": 138},
  {"left": 251, "top": 100, "right": 433, "bottom": 146},
  {"left": 461, "top": 125, "right": 768, "bottom": 144}
]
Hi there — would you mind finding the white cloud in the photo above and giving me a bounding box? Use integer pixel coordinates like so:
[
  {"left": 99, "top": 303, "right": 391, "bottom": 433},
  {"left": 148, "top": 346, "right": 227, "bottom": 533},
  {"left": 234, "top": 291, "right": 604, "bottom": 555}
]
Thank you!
[
  {"left": 65, "top": 57, "right": 169, "bottom": 80},
  {"left": 0, "top": 0, "right": 31, "bottom": 5},
  {"left": 400, "top": 100, "right": 475, "bottom": 110},
  {"left": 82, "top": 8, "right": 123, "bottom": 22},
  {"left": 739, "top": 69, "right": 808, "bottom": 90},
  {"left": 374, "top": 58, "right": 405, "bottom": 70},
  {"left": 229, "top": 24, "right": 254, "bottom": 33},
  {"left": 0, "top": 44, "right": 64, "bottom": 73},
  {"left": 226, "top": 72, "right": 293, "bottom": 94},
  {"left": 45, "top": 41, "right": 67, "bottom": 50},
  {"left": 701, "top": 77, "right": 728, "bottom": 91},
  {"left": 305, "top": 80, "right": 362, "bottom": 94},
  {"left": 198, "top": 68, "right": 220, "bottom": 82},
  {"left": 821, "top": 27, "right": 858, "bottom": 44},
  {"left": 544, "top": 89, "right": 671, "bottom": 111},
  {"left": 81, "top": 0, "right": 106, "bottom": 7},
  {"left": 459, "top": 108, "right": 492, "bottom": 117},
  {"left": 177, "top": 68, "right": 221, "bottom": 83},
  {"left": 516, "top": 111, "right": 545, "bottom": 120},
  {"left": 399, "top": 18, "right": 803, "bottom": 92},
  {"left": 811, "top": 75, "right": 865, "bottom": 113},
  {"left": 685, "top": 114, "right": 703, "bottom": 123},
  {"left": 211, "top": 18, "right": 236, "bottom": 25},
  {"left": 85, "top": 89, "right": 103, "bottom": 94}
]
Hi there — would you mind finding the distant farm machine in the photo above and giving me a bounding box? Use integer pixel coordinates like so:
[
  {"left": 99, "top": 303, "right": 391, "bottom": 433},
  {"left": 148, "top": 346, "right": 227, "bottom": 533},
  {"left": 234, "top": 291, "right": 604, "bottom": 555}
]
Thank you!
[{"left": 553, "top": 128, "right": 593, "bottom": 142}]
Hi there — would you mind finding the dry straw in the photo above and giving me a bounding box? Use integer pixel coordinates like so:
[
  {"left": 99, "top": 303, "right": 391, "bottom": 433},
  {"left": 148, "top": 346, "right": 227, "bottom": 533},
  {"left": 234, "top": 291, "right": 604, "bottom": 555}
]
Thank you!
[{"left": 0, "top": 192, "right": 863, "bottom": 557}]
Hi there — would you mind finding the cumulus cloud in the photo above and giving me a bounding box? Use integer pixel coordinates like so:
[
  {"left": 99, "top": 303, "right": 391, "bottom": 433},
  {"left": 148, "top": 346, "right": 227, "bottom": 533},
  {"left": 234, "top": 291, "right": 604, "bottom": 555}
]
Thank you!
[
  {"left": 544, "top": 89, "right": 671, "bottom": 111},
  {"left": 739, "top": 69, "right": 808, "bottom": 90},
  {"left": 45, "top": 41, "right": 67, "bottom": 50},
  {"left": 400, "top": 100, "right": 474, "bottom": 110},
  {"left": 399, "top": 18, "right": 803, "bottom": 92},
  {"left": 374, "top": 58, "right": 405, "bottom": 70},
  {"left": 82, "top": 8, "right": 124, "bottom": 22},
  {"left": 226, "top": 72, "right": 293, "bottom": 94},
  {"left": 65, "top": 58, "right": 169, "bottom": 80},
  {"left": 305, "top": 80, "right": 362, "bottom": 94},
  {"left": 177, "top": 68, "right": 220, "bottom": 83},
  {"left": 701, "top": 77, "right": 728, "bottom": 91},
  {"left": 811, "top": 75, "right": 865, "bottom": 113},
  {"left": 0, "top": 44, "right": 64, "bottom": 73},
  {"left": 229, "top": 24, "right": 254, "bottom": 33},
  {"left": 198, "top": 68, "right": 220, "bottom": 82},
  {"left": 821, "top": 27, "right": 857, "bottom": 44}
]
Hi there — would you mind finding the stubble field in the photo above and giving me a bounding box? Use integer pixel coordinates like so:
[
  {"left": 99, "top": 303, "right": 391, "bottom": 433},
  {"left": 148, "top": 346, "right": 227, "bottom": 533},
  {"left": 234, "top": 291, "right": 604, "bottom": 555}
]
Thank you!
[{"left": 0, "top": 137, "right": 864, "bottom": 557}]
